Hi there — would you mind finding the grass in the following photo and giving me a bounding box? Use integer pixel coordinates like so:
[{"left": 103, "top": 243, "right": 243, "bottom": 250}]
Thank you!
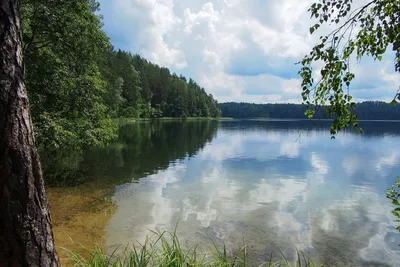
[{"left": 63, "top": 226, "right": 323, "bottom": 267}]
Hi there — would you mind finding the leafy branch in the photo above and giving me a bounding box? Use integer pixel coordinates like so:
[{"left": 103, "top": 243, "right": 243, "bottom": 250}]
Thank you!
[
  {"left": 387, "top": 177, "right": 400, "bottom": 232},
  {"left": 299, "top": 0, "right": 400, "bottom": 135}
]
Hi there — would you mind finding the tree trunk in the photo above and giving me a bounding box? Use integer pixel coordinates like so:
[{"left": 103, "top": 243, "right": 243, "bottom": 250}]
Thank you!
[{"left": 0, "top": 0, "right": 60, "bottom": 266}]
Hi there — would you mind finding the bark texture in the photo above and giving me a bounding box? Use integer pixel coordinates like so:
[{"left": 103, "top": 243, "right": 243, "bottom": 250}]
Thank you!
[{"left": 0, "top": 0, "right": 60, "bottom": 266}]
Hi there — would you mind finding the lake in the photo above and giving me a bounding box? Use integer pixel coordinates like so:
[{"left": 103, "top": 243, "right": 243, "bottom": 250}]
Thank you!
[{"left": 48, "top": 120, "right": 400, "bottom": 266}]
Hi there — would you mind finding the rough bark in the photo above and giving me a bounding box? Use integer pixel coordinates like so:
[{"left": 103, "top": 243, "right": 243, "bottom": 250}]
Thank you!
[{"left": 0, "top": 0, "right": 60, "bottom": 266}]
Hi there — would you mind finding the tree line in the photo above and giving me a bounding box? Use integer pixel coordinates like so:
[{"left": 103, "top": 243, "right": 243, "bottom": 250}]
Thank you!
[
  {"left": 220, "top": 101, "right": 400, "bottom": 120},
  {"left": 21, "top": 0, "right": 220, "bottom": 155},
  {"left": 102, "top": 50, "right": 221, "bottom": 119}
]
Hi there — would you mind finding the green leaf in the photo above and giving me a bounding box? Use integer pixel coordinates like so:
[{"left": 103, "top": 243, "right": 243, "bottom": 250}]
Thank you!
[
  {"left": 392, "top": 211, "right": 400, "bottom": 218},
  {"left": 300, "top": 0, "right": 399, "bottom": 139}
]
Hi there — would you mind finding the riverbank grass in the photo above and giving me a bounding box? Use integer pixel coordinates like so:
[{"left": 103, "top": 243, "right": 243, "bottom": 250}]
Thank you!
[{"left": 63, "top": 228, "right": 322, "bottom": 267}]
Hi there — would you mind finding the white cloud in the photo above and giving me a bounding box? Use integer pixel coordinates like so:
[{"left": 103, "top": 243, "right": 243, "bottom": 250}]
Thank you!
[
  {"left": 100, "top": 0, "right": 187, "bottom": 69},
  {"left": 105, "top": 163, "right": 186, "bottom": 247},
  {"left": 98, "top": 0, "right": 399, "bottom": 103},
  {"left": 280, "top": 139, "right": 300, "bottom": 158},
  {"left": 376, "top": 151, "right": 399, "bottom": 171},
  {"left": 342, "top": 156, "right": 361, "bottom": 176},
  {"left": 310, "top": 152, "right": 328, "bottom": 183}
]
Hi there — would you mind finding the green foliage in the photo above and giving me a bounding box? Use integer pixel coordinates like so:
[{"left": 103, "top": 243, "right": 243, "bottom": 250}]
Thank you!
[
  {"left": 64, "top": 227, "right": 322, "bottom": 267},
  {"left": 105, "top": 51, "right": 221, "bottom": 119},
  {"left": 387, "top": 177, "right": 400, "bottom": 232},
  {"left": 21, "top": 0, "right": 117, "bottom": 151},
  {"left": 120, "top": 107, "right": 141, "bottom": 119},
  {"left": 300, "top": 0, "right": 400, "bottom": 135},
  {"left": 139, "top": 103, "right": 157, "bottom": 118},
  {"left": 104, "top": 77, "right": 125, "bottom": 118}
]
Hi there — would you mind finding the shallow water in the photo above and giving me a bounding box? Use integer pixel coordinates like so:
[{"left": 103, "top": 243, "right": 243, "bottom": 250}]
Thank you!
[{"left": 51, "top": 120, "right": 400, "bottom": 266}]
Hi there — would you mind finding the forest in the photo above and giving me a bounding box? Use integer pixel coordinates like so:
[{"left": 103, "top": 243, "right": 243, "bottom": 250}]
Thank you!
[
  {"left": 220, "top": 101, "right": 400, "bottom": 120},
  {"left": 21, "top": 0, "right": 221, "bottom": 156},
  {"left": 1, "top": 0, "right": 400, "bottom": 265}
]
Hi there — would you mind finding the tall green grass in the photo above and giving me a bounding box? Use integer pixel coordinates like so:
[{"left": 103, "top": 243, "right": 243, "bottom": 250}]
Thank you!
[{"left": 63, "top": 226, "right": 323, "bottom": 267}]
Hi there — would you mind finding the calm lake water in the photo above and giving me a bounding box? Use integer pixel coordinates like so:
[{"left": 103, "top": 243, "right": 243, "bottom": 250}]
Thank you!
[{"left": 61, "top": 120, "right": 400, "bottom": 266}]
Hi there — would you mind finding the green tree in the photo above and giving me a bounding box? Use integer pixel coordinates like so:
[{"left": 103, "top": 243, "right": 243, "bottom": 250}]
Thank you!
[
  {"left": 126, "top": 54, "right": 220, "bottom": 118},
  {"left": 105, "top": 77, "right": 125, "bottom": 117},
  {"left": 299, "top": 0, "right": 399, "bottom": 135},
  {"left": 21, "top": 0, "right": 117, "bottom": 151},
  {"left": 113, "top": 51, "right": 143, "bottom": 110}
]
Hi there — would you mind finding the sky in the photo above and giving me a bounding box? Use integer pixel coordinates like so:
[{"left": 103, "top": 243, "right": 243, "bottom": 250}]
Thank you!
[{"left": 97, "top": 0, "right": 399, "bottom": 104}]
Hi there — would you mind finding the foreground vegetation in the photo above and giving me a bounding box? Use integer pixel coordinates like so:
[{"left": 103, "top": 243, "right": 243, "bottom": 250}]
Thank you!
[{"left": 64, "top": 228, "right": 322, "bottom": 267}]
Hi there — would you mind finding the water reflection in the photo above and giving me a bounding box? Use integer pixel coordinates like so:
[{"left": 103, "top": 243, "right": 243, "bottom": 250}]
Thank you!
[
  {"left": 45, "top": 120, "right": 219, "bottom": 261},
  {"left": 43, "top": 120, "right": 218, "bottom": 187},
  {"left": 106, "top": 120, "right": 400, "bottom": 266},
  {"left": 80, "top": 120, "right": 218, "bottom": 185}
]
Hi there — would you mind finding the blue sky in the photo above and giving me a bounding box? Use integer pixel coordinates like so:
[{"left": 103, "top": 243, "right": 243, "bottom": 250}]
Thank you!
[{"left": 97, "top": 0, "right": 399, "bottom": 103}]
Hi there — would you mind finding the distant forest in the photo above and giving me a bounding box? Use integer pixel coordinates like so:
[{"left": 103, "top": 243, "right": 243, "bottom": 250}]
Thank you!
[{"left": 219, "top": 101, "right": 400, "bottom": 120}]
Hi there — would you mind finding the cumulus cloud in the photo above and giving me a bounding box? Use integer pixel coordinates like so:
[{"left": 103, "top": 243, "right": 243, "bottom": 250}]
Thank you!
[
  {"left": 98, "top": 0, "right": 399, "bottom": 103},
  {"left": 99, "top": 0, "right": 187, "bottom": 69}
]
